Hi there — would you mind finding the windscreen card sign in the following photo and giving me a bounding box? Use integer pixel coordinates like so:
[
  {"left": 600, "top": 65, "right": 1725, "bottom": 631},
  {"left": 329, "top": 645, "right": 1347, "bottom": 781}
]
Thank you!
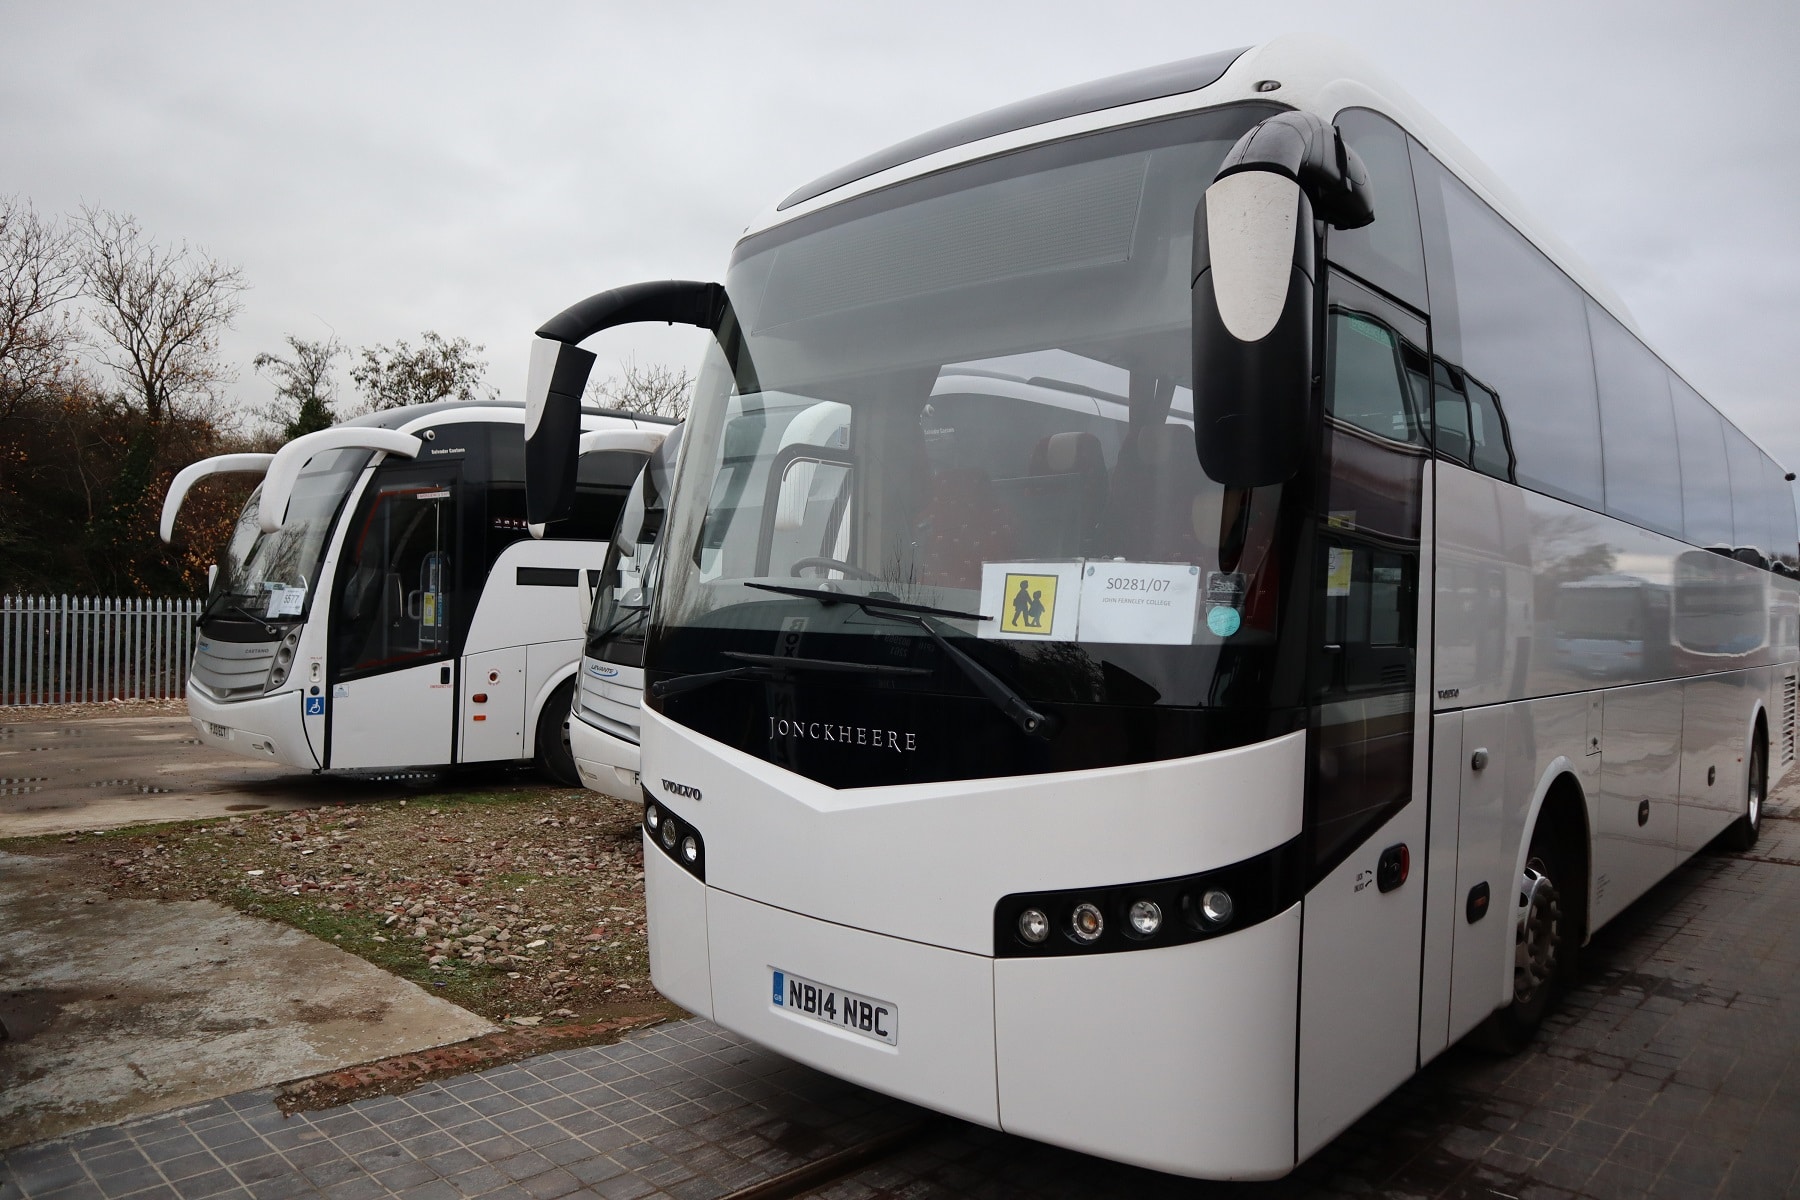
[
  {"left": 1078, "top": 561, "right": 1200, "bottom": 645},
  {"left": 979, "top": 562, "right": 1083, "bottom": 640},
  {"left": 264, "top": 582, "right": 306, "bottom": 617}
]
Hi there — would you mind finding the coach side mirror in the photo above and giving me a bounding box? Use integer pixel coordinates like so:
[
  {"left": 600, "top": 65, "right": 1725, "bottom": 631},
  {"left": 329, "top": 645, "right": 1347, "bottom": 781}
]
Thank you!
[
  {"left": 524, "top": 338, "right": 599, "bottom": 535},
  {"left": 207, "top": 563, "right": 218, "bottom": 592},
  {"left": 526, "top": 281, "right": 726, "bottom": 536},
  {"left": 1192, "top": 112, "right": 1372, "bottom": 489}
]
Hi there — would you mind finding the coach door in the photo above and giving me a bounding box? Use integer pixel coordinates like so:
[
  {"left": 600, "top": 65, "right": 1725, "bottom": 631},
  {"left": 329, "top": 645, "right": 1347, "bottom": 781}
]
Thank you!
[{"left": 327, "top": 463, "right": 463, "bottom": 768}]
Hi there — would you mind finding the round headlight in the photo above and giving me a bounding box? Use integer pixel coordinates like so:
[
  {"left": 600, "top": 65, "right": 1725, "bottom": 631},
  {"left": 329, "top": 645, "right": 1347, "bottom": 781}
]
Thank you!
[
  {"left": 1200, "top": 888, "right": 1234, "bottom": 926},
  {"left": 1069, "top": 902, "right": 1103, "bottom": 943},
  {"left": 1128, "top": 899, "right": 1162, "bottom": 937},
  {"left": 660, "top": 819, "right": 679, "bottom": 849},
  {"left": 681, "top": 835, "right": 699, "bottom": 864},
  {"left": 1017, "top": 908, "right": 1049, "bottom": 944},
  {"left": 645, "top": 804, "right": 661, "bottom": 830}
]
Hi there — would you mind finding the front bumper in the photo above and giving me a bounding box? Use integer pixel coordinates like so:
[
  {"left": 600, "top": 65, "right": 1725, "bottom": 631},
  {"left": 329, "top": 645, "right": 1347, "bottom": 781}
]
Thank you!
[
  {"left": 571, "top": 713, "right": 640, "bottom": 797},
  {"left": 187, "top": 685, "right": 318, "bottom": 769}
]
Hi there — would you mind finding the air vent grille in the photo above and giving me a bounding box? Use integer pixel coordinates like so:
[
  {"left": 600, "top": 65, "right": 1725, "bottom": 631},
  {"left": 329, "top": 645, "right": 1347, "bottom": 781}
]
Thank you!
[{"left": 1782, "top": 674, "right": 1796, "bottom": 766}]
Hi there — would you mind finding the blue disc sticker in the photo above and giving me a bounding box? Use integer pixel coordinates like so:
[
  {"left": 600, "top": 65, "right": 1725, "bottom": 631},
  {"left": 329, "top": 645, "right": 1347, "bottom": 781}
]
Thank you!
[{"left": 1206, "top": 605, "right": 1242, "bottom": 637}]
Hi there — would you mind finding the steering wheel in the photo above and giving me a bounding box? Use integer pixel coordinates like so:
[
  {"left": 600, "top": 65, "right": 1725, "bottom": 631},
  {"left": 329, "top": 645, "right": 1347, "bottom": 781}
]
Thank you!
[{"left": 790, "top": 556, "right": 879, "bottom": 581}]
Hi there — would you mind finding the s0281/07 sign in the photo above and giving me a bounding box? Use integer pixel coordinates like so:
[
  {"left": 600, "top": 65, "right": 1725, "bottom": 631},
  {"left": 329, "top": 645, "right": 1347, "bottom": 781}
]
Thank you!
[{"left": 1078, "top": 562, "right": 1200, "bottom": 644}]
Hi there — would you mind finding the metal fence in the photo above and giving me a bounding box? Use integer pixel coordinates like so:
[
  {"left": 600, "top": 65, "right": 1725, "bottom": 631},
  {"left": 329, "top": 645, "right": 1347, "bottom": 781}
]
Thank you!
[{"left": 1, "top": 594, "right": 202, "bottom": 706}]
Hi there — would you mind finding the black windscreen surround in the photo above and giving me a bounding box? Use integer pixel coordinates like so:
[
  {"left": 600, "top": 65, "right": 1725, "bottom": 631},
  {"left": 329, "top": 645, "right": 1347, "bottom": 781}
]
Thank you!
[
  {"left": 1589, "top": 301, "right": 1683, "bottom": 539},
  {"left": 776, "top": 47, "right": 1248, "bottom": 212},
  {"left": 1437, "top": 171, "right": 1604, "bottom": 510}
]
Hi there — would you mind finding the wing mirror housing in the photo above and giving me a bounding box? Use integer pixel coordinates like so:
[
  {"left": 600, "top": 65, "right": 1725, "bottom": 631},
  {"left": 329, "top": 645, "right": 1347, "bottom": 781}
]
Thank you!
[
  {"left": 525, "top": 281, "right": 726, "bottom": 534},
  {"left": 1192, "top": 111, "right": 1372, "bottom": 488}
]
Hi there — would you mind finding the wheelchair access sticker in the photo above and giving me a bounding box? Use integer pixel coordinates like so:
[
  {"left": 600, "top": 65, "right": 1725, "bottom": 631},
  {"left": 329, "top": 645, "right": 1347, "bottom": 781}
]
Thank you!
[{"left": 305, "top": 696, "right": 325, "bottom": 716}]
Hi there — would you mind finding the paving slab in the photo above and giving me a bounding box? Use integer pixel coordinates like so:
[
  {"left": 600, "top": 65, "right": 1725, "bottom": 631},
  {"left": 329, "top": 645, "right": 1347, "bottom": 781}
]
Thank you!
[
  {"left": 5, "top": 793, "right": 1797, "bottom": 1198},
  {"left": 0, "top": 850, "right": 496, "bottom": 1150}
]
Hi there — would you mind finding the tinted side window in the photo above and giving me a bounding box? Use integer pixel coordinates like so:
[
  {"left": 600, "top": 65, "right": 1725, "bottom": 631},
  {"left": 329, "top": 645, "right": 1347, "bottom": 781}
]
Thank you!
[
  {"left": 1766, "top": 454, "right": 1799, "bottom": 569},
  {"left": 1588, "top": 301, "right": 1682, "bottom": 538},
  {"left": 1328, "top": 110, "right": 1427, "bottom": 312},
  {"left": 1327, "top": 309, "right": 1427, "bottom": 444},
  {"left": 1439, "top": 174, "right": 1603, "bottom": 509},
  {"left": 1670, "top": 378, "right": 1733, "bottom": 546},
  {"left": 1724, "top": 424, "right": 1768, "bottom": 559}
]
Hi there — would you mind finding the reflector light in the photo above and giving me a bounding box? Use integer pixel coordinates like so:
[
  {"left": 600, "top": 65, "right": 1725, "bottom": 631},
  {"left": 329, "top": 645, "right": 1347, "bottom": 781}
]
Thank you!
[{"left": 1070, "top": 902, "right": 1103, "bottom": 942}]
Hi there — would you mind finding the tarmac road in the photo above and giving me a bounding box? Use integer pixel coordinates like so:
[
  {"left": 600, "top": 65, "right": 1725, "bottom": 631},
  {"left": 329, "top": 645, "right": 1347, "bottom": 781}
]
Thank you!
[{"left": 0, "top": 710, "right": 462, "bottom": 838}]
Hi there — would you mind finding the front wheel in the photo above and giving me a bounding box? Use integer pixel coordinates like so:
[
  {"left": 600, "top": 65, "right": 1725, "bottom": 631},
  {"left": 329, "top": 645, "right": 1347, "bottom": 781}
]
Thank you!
[
  {"left": 533, "top": 678, "right": 580, "bottom": 787},
  {"left": 1479, "top": 819, "right": 1580, "bottom": 1053},
  {"left": 1723, "top": 736, "right": 1766, "bottom": 851}
]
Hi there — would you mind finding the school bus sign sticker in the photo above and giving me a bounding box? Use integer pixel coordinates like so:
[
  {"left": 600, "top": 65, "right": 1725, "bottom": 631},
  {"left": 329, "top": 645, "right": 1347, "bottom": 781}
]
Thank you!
[
  {"left": 1000, "top": 573, "right": 1056, "bottom": 634},
  {"left": 978, "top": 561, "right": 1084, "bottom": 641}
]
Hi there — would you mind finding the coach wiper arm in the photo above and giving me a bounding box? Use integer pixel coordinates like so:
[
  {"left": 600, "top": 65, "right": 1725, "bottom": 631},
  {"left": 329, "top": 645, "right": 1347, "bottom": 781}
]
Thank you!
[
  {"left": 743, "top": 581, "right": 990, "bottom": 623},
  {"left": 869, "top": 610, "right": 1056, "bottom": 740},
  {"left": 649, "top": 653, "right": 930, "bottom": 699},
  {"left": 742, "top": 582, "right": 1050, "bottom": 739}
]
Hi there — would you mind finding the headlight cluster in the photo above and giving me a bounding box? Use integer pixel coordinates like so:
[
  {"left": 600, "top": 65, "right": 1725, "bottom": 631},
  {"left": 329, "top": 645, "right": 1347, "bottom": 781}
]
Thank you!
[
  {"left": 265, "top": 628, "right": 303, "bottom": 692},
  {"left": 994, "top": 837, "right": 1299, "bottom": 957},
  {"left": 643, "top": 791, "right": 705, "bottom": 881}
]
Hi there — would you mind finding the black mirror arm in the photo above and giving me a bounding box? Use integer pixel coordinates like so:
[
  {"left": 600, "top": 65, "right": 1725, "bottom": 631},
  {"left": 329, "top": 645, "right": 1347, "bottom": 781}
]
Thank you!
[{"left": 1213, "top": 111, "right": 1373, "bottom": 231}]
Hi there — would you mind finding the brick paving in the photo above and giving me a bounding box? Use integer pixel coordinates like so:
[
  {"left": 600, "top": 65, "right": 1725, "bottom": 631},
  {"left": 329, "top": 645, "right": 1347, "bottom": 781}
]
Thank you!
[{"left": 5, "top": 793, "right": 1798, "bottom": 1200}]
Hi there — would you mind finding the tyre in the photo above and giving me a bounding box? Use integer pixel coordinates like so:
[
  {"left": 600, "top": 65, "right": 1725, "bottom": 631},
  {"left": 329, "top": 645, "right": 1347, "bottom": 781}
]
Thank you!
[
  {"left": 1723, "top": 735, "right": 1766, "bottom": 852},
  {"left": 1478, "top": 815, "right": 1581, "bottom": 1053},
  {"left": 533, "top": 678, "right": 580, "bottom": 787}
]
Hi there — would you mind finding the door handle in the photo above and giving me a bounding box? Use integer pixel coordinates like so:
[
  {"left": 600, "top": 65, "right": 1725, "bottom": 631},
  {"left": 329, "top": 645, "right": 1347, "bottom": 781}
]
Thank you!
[{"left": 440, "top": 665, "right": 451, "bottom": 685}]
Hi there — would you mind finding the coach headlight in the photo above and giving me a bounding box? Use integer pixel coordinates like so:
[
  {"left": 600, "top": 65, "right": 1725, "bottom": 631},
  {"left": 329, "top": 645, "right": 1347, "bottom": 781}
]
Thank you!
[
  {"left": 1017, "top": 908, "right": 1050, "bottom": 944},
  {"left": 1127, "top": 899, "right": 1163, "bottom": 938},
  {"left": 1069, "top": 902, "right": 1104, "bottom": 943},
  {"left": 265, "top": 628, "right": 302, "bottom": 692},
  {"left": 642, "top": 788, "right": 706, "bottom": 882}
]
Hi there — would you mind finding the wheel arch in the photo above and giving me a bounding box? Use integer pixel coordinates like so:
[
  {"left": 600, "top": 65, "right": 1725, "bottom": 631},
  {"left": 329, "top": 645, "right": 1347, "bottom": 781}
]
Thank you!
[
  {"left": 1510, "top": 759, "right": 1592, "bottom": 947},
  {"left": 524, "top": 663, "right": 580, "bottom": 757}
]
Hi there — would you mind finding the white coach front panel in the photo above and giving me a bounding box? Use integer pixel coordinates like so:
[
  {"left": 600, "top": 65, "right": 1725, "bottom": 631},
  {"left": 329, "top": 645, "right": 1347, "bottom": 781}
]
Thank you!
[
  {"left": 995, "top": 905, "right": 1301, "bottom": 1180},
  {"left": 707, "top": 887, "right": 1000, "bottom": 1129}
]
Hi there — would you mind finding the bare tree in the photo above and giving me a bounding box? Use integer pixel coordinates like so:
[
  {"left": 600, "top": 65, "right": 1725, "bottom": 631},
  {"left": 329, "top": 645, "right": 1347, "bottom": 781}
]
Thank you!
[
  {"left": 585, "top": 356, "right": 693, "bottom": 421},
  {"left": 75, "top": 205, "right": 247, "bottom": 426},
  {"left": 0, "top": 196, "right": 80, "bottom": 417},
  {"left": 255, "top": 334, "right": 344, "bottom": 439},
  {"left": 349, "top": 330, "right": 495, "bottom": 413}
]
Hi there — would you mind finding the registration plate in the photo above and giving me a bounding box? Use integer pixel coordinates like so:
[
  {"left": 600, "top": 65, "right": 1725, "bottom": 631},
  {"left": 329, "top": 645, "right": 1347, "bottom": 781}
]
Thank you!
[
  {"left": 205, "top": 722, "right": 231, "bottom": 739},
  {"left": 771, "top": 969, "right": 898, "bottom": 1046}
]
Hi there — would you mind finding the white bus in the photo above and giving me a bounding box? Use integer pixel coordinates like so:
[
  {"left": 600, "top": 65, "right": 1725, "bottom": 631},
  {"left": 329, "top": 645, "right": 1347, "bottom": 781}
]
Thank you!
[
  {"left": 521, "top": 37, "right": 1798, "bottom": 1179},
  {"left": 161, "top": 400, "right": 670, "bottom": 782},
  {"left": 568, "top": 423, "right": 680, "bottom": 797}
]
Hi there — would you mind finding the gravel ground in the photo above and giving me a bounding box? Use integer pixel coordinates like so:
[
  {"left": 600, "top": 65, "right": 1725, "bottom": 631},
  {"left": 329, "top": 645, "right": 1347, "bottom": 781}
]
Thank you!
[{"left": 9, "top": 784, "right": 677, "bottom": 1032}]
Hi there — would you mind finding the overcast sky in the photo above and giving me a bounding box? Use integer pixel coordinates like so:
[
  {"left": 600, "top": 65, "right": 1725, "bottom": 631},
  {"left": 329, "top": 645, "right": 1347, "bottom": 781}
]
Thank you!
[{"left": 5, "top": 0, "right": 1797, "bottom": 478}]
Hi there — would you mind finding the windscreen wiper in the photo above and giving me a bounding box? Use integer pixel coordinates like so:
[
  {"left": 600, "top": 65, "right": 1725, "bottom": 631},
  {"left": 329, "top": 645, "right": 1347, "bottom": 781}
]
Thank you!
[
  {"left": 650, "top": 652, "right": 929, "bottom": 699},
  {"left": 197, "top": 593, "right": 277, "bottom": 635},
  {"left": 744, "top": 581, "right": 989, "bottom": 624},
  {"left": 742, "top": 582, "right": 1053, "bottom": 740}
]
